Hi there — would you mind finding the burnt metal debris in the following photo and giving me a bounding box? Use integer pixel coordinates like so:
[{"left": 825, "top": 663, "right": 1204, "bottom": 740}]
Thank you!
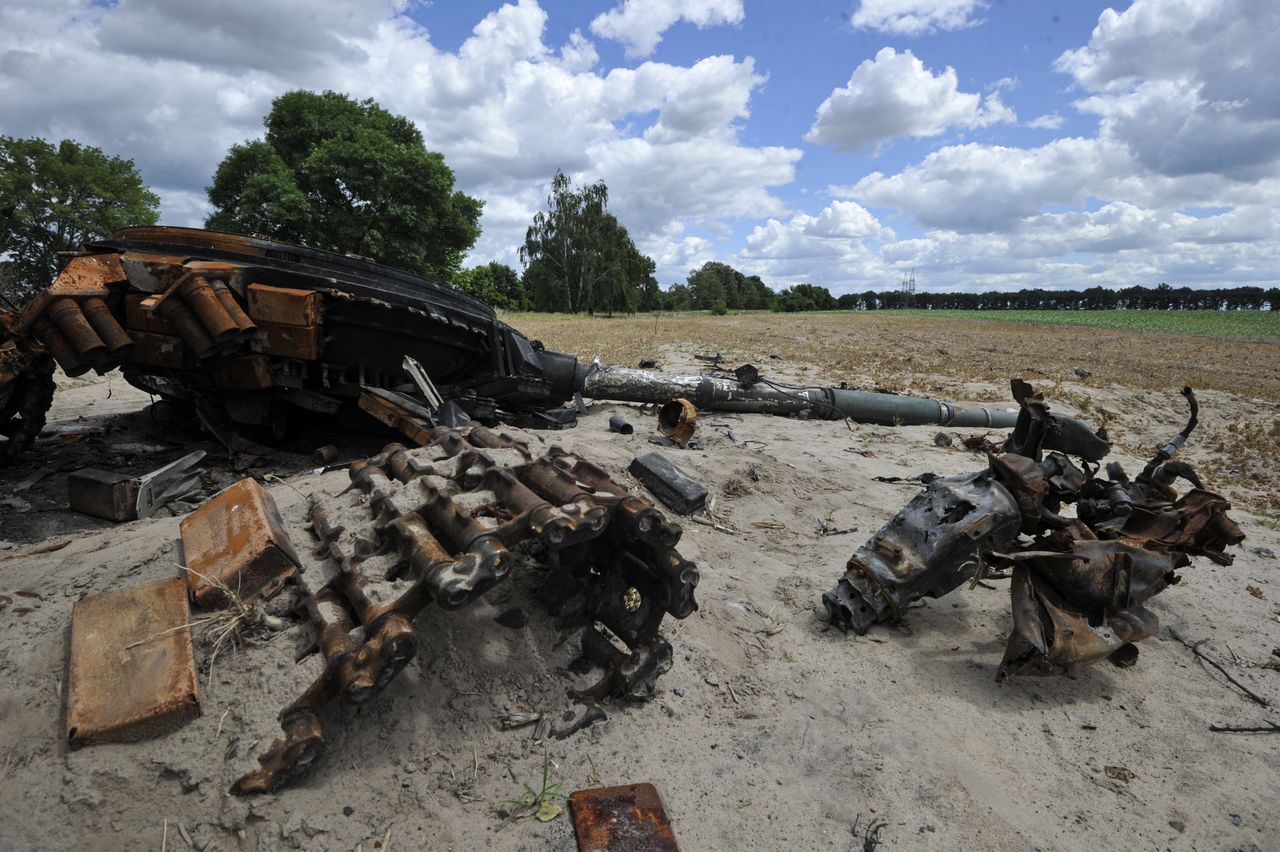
[
  {"left": 0, "top": 226, "right": 1016, "bottom": 465},
  {"left": 580, "top": 363, "right": 1018, "bottom": 427},
  {"left": 0, "top": 227, "right": 589, "bottom": 458},
  {"left": 68, "top": 450, "right": 206, "bottom": 521},
  {"left": 232, "top": 421, "right": 699, "bottom": 795},
  {"left": 824, "top": 380, "right": 1244, "bottom": 678},
  {"left": 0, "top": 307, "right": 55, "bottom": 463}
]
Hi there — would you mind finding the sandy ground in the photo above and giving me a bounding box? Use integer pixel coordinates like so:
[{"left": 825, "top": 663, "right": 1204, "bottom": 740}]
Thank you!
[{"left": 1, "top": 342, "right": 1278, "bottom": 852}]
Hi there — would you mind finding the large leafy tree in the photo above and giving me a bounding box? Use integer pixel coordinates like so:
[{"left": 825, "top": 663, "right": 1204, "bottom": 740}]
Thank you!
[
  {"left": 0, "top": 137, "right": 159, "bottom": 303},
  {"left": 519, "top": 170, "right": 653, "bottom": 314},
  {"left": 206, "top": 90, "right": 482, "bottom": 281},
  {"left": 686, "top": 261, "right": 774, "bottom": 311}
]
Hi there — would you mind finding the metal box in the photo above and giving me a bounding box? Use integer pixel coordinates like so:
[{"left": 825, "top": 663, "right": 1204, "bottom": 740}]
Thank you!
[
  {"left": 212, "top": 355, "right": 274, "bottom": 390},
  {"left": 179, "top": 478, "right": 302, "bottom": 608},
  {"left": 68, "top": 468, "right": 140, "bottom": 521},
  {"left": 246, "top": 284, "right": 320, "bottom": 327},
  {"left": 129, "top": 330, "right": 187, "bottom": 369}
]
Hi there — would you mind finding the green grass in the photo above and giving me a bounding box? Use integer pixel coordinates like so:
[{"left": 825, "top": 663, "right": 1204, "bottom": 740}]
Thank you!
[{"left": 873, "top": 309, "right": 1280, "bottom": 339}]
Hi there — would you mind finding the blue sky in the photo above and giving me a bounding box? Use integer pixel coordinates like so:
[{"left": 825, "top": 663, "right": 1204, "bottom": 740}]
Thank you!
[{"left": 2, "top": 1, "right": 1277, "bottom": 293}]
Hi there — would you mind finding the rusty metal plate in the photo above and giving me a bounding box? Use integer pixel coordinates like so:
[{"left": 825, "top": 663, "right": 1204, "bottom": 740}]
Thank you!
[
  {"left": 129, "top": 330, "right": 188, "bottom": 369},
  {"left": 246, "top": 284, "right": 321, "bottom": 327},
  {"left": 570, "top": 783, "right": 679, "bottom": 852},
  {"left": 47, "top": 254, "right": 126, "bottom": 297},
  {"left": 66, "top": 577, "right": 200, "bottom": 747},
  {"left": 180, "top": 478, "right": 302, "bottom": 608},
  {"left": 251, "top": 322, "right": 322, "bottom": 360}
]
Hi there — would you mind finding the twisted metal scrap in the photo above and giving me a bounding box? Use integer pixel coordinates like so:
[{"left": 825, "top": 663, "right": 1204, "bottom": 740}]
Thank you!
[
  {"left": 824, "top": 380, "right": 1244, "bottom": 680},
  {"left": 232, "top": 423, "right": 698, "bottom": 794}
]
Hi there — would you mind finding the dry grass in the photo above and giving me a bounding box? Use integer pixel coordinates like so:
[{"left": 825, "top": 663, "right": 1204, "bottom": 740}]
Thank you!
[
  {"left": 508, "top": 311, "right": 1280, "bottom": 403},
  {"left": 1198, "top": 419, "right": 1280, "bottom": 518}
]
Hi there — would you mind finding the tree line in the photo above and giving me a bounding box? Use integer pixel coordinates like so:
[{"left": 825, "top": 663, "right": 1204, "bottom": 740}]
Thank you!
[{"left": 2, "top": 88, "right": 1274, "bottom": 315}]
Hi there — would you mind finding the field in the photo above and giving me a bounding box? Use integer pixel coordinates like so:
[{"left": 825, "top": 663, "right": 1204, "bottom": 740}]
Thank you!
[
  {"left": 1, "top": 312, "right": 1277, "bottom": 851},
  {"left": 874, "top": 308, "right": 1280, "bottom": 339},
  {"left": 509, "top": 309, "right": 1280, "bottom": 401}
]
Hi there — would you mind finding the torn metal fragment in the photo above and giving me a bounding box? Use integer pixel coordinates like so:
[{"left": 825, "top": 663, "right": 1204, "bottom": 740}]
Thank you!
[
  {"left": 824, "top": 470, "right": 1021, "bottom": 633},
  {"left": 825, "top": 378, "right": 1244, "bottom": 681}
]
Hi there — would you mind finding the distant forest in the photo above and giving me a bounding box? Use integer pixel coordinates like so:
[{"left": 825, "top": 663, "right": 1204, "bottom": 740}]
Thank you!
[{"left": 792, "top": 283, "right": 1279, "bottom": 313}]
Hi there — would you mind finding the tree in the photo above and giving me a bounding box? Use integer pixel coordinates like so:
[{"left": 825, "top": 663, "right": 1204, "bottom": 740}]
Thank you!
[
  {"left": 206, "top": 90, "right": 481, "bottom": 282},
  {"left": 685, "top": 261, "right": 774, "bottom": 310},
  {"left": 0, "top": 137, "right": 159, "bottom": 303},
  {"left": 454, "top": 261, "right": 528, "bottom": 311},
  {"left": 520, "top": 170, "right": 653, "bottom": 314},
  {"left": 774, "top": 283, "right": 836, "bottom": 312}
]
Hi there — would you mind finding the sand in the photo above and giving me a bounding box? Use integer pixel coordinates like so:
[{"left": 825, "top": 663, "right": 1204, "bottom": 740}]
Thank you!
[{"left": 1, "top": 346, "right": 1277, "bottom": 851}]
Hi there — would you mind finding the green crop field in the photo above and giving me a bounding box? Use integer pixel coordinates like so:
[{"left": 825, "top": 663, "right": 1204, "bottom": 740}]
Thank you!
[{"left": 872, "top": 309, "right": 1279, "bottom": 339}]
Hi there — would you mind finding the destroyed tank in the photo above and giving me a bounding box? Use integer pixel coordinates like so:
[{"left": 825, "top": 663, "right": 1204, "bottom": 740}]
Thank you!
[{"left": 0, "top": 226, "right": 586, "bottom": 460}]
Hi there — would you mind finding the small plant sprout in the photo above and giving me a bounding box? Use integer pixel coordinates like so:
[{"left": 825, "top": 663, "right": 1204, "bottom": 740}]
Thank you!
[{"left": 503, "top": 749, "right": 569, "bottom": 823}]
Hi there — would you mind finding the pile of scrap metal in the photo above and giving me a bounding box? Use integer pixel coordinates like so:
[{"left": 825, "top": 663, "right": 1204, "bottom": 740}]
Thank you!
[
  {"left": 823, "top": 379, "right": 1245, "bottom": 679},
  {"left": 0, "top": 226, "right": 1017, "bottom": 465},
  {"left": 234, "top": 419, "right": 698, "bottom": 793},
  {"left": 64, "top": 408, "right": 699, "bottom": 794}
]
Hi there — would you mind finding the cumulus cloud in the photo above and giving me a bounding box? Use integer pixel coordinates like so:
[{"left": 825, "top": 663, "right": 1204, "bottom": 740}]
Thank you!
[
  {"left": 850, "top": 0, "right": 986, "bottom": 36},
  {"left": 590, "top": 0, "right": 744, "bottom": 59},
  {"left": 1056, "top": 0, "right": 1280, "bottom": 181},
  {"left": 1026, "top": 113, "right": 1063, "bottom": 130},
  {"left": 879, "top": 202, "right": 1280, "bottom": 289},
  {"left": 0, "top": 0, "right": 799, "bottom": 273},
  {"left": 733, "top": 201, "right": 893, "bottom": 288},
  {"left": 806, "top": 48, "right": 1014, "bottom": 153}
]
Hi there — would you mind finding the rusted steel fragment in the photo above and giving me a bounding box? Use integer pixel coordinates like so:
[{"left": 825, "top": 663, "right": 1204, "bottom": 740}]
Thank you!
[
  {"left": 233, "top": 424, "right": 698, "bottom": 794},
  {"left": 180, "top": 478, "right": 302, "bottom": 607},
  {"left": 826, "top": 379, "right": 1244, "bottom": 681},
  {"left": 657, "top": 397, "right": 697, "bottom": 446},
  {"left": 66, "top": 577, "right": 200, "bottom": 747},
  {"left": 570, "top": 783, "right": 679, "bottom": 852}
]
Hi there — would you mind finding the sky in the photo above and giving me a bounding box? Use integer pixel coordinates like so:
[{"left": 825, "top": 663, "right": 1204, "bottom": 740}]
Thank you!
[{"left": 1, "top": 0, "right": 1277, "bottom": 294}]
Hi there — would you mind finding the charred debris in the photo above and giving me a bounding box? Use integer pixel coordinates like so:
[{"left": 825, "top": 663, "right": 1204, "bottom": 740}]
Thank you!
[
  {"left": 825, "top": 379, "right": 1245, "bottom": 679},
  {"left": 0, "top": 227, "right": 1253, "bottom": 817}
]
